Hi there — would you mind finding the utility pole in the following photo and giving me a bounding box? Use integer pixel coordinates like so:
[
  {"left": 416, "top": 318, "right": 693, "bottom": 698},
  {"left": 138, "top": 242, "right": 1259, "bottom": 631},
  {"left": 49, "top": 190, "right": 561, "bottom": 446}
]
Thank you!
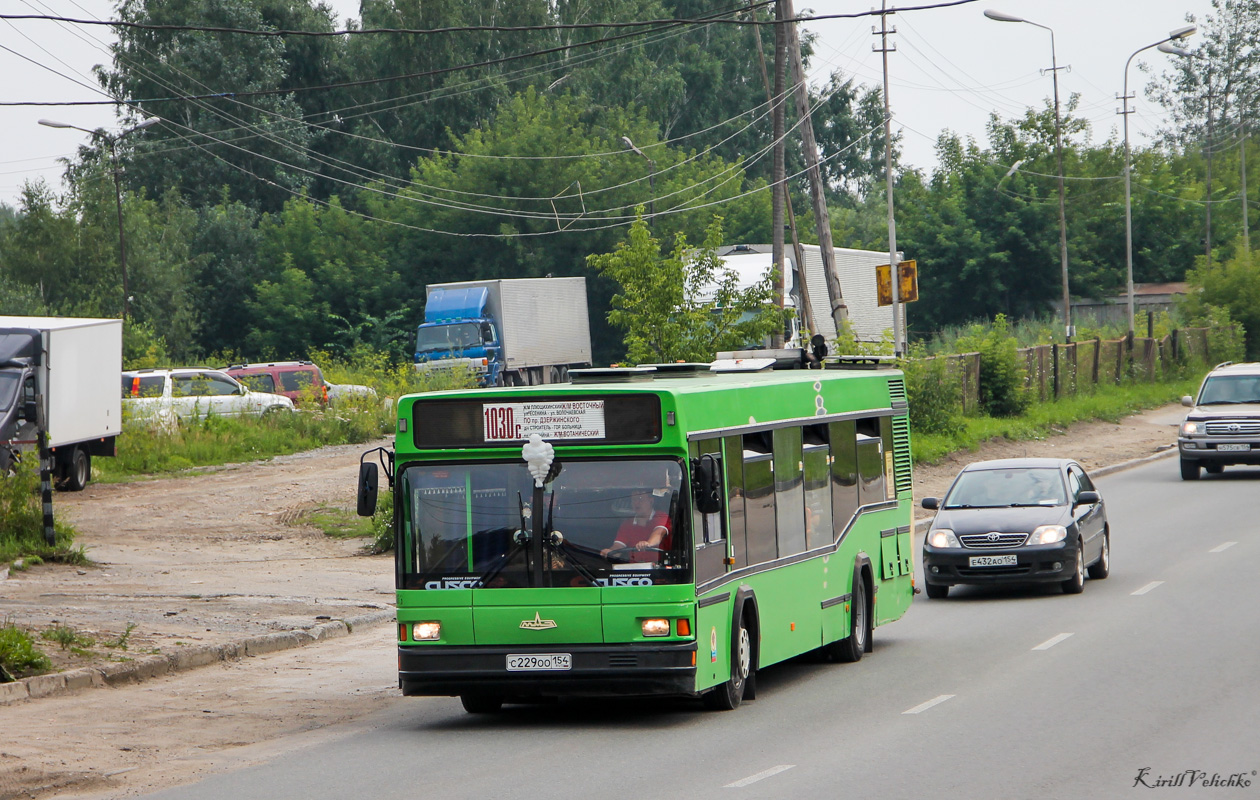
[
  {"left": 1204, "top": 67, "right": 1218, "bottom": 264},
  {"left": 874, "top": 1, "right": 902, "bottom": 356},
  {"left": 771, "top": 0, "right": 787, "bottom": 348},
  {"left": 782, "top": 0, "right": 848, "bottom": 335},
  {"left": 1241, "top": 114, "right": 1250, "bottom": 253},
  {"left": 749, "top": 1, "right": 814, "bottom": 339}
]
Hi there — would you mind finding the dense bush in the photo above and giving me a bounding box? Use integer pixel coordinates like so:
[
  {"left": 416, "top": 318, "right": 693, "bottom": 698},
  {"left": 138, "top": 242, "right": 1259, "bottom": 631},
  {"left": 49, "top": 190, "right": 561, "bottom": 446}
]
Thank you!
[
  {"left": 0, "top": 459, "right": 77, "bottom": 564},
  {"left": 902, "top": 352, "right": 964, "bottom": 436},
  {"left": 957, "top": 314, "right": 1029, "bottom": 418}
]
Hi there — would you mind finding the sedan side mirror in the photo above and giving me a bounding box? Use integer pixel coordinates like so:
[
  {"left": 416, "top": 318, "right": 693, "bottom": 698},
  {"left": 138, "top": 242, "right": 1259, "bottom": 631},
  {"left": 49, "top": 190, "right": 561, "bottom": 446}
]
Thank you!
[
  {"left": 921, "top": 497, "right": 940, "bottom": 510},
  {"left": 1181, "top": 395, "right": 1194, "bottom": 407},
  {"left": 1076, "top": 490, "right": 1100, "bottom": 506}
]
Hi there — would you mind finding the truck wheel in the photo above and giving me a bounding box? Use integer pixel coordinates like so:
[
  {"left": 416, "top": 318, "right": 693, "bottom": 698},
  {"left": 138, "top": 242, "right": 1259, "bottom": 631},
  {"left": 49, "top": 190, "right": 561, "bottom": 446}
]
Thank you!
[{"left": 62, "top": 448, "right": 91, "bottom": 492}]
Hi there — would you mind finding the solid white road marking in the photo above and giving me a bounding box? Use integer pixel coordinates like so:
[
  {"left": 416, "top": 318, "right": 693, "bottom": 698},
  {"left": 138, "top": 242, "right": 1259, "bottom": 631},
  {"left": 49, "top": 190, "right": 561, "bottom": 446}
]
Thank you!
[
  {"left": 1210, "top": 542, "right": 1237, "bottom": 553},
  {"left": 1032, "top": 633, "right": 1074, "bottom": 651},
  {"left": 902, "top": 694, "right": 955, "bottom": 715},
  {"left": 725, "top": 765, "right": 796, "bottom": 788},
  {"left": 1132, "top": 581, "right": 1165, "bottom": 596}
]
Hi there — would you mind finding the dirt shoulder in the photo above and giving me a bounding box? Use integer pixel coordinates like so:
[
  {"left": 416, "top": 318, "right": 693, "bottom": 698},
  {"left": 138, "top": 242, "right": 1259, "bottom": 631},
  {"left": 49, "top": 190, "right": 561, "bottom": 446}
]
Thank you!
[{"left": 0, "top": 408, "right": 1184, "bottom": 799}]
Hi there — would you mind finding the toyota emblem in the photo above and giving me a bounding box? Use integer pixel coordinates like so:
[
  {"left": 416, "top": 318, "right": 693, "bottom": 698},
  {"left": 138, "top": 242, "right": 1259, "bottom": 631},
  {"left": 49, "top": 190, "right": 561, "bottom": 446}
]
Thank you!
[
  {"left": 1228, "top": 423, "right": 1241, "bottom": 432},
  {"left": 987, "top": 532, "right": 1001, "bottom": 541}
]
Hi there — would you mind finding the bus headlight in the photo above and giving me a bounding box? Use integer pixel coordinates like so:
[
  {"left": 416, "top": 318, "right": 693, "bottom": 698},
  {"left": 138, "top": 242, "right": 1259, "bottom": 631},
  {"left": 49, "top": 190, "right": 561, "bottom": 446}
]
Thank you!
[
  {"left": 412, "top": 621, "right": 442, "bottom": 640},
  {"left": 928, "top": 529, "right": 960, "bottom": 548},
  {"left": 1029, "top": 525, "right": 1067, "bottom": 545},
  {"left": 641, "top": 619, "right": 670, "bottom": 637}
]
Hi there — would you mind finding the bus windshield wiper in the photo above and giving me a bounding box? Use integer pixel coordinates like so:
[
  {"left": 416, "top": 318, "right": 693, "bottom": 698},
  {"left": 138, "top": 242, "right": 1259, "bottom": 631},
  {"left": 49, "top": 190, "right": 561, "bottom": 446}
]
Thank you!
[
  {"left": 475, "top": 530, "right": 529, "bottom": 588},
  {"left": 547, "top": 532, "right": 599, "bottom": 587}
]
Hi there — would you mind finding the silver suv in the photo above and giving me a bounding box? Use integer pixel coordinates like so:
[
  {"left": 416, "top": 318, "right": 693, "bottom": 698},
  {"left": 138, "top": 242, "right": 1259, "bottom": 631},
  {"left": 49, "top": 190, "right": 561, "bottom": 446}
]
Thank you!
[
  {"left": 1178, "top": 361, "right": 1260, "bottom": 480},
  {"left": 122, "top": 368, "right": 295, "bottom": 427}
]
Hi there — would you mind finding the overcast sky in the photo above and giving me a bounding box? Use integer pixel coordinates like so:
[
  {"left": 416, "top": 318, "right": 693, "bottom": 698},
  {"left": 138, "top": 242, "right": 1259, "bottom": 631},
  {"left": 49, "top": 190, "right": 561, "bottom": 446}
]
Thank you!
[{"left": 0, "top": 0, "right": 1216, "bottom": 210}]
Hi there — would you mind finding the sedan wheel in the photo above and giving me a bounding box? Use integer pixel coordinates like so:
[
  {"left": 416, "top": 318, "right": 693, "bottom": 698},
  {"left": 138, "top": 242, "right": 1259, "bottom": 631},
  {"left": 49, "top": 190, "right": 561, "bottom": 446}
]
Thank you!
[
  {"left": 924, "top": 581, "right": 949, "bottom": 599},
  {"left": 1087, "top": 529, "right": 1110, "bottom": 580},
  {"left": 1061, "top": 541, "right": 1085, "bottom": 594}
]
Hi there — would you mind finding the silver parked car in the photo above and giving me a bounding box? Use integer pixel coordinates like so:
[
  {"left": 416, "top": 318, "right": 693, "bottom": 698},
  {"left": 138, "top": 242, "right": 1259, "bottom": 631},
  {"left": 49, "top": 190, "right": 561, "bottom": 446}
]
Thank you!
[{"left": 122, "top": 368, "right": 294, "bottom": 426}]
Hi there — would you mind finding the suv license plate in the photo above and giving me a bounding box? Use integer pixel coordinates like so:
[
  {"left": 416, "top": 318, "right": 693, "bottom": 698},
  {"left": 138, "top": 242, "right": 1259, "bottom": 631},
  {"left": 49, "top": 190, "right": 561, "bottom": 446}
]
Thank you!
[
  {"left": 969, "top": 555, "right": 1017, "bottom": 567},
  {"left": 507, "top": 653, "right": 572, "bottom": 672},
  {"left": 1217, "top": 443, "right": 1251, "bottom": 452}
]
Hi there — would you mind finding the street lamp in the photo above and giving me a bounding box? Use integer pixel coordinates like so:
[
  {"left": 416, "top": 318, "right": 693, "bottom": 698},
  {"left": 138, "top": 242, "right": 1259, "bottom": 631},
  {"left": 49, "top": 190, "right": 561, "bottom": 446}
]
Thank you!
[
  {"left": 38, "top": 117, "right": 160, "bottom": 321},
  {"left": 620, "top": 136, "right": 656, "bottom": 228},
  {"left": 985, "top": 9, "right": 1073, "bottom": 341},
  {"left": 1120, "top": 26, "right": 1196, "bottom": 335}
]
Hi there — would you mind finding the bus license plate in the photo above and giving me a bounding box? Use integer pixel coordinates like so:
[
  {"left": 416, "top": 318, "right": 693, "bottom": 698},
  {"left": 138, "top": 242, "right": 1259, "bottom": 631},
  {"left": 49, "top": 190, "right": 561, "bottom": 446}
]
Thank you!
[
  {"left": 507, "top": 653, "right": 572, "bottom": 672},
  {"left": 1218, "top": 443, "right": 1251, "bottom": 452},
  {"left": 969, "top": 555, "right": 1017, "bottom": 567}
]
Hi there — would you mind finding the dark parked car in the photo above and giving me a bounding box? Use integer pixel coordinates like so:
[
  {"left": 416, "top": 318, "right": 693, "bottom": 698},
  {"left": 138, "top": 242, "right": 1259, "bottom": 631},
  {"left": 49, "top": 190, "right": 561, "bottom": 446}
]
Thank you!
[{"left": 920, "top": 458, "right": 1109, "bottom": 598}]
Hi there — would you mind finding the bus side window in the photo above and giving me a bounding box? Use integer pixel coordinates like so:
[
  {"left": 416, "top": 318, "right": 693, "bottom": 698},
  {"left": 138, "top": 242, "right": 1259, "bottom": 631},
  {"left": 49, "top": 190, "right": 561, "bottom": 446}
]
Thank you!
[
  {"left": 856, "top": 417, "right": 885, "bottom": 506},
  {"left": 829, "top": 420, "right": 859, "bottom": 534},
  {"left": 803, "top": 424, "right": 832, "bottom": 550},
  {"left": 743, "top": 432, "right": 777, "bottom": 565},
  {"left": 723, "top": 435, "right": 748, "bottom": 569},
  {"left": 691, "top": 439, "right": 727, "bottom": 584},
  {"left": 773, "top": 427, "right": 806, "bottom": 558}
]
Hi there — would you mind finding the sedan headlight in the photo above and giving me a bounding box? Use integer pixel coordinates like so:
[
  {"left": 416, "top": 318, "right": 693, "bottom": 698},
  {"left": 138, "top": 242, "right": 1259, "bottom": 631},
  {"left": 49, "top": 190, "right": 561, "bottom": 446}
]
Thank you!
[
  {"left": 928, "top": 529, "right": 961, "bottom": 548},
  {"left": 1181, "top": 420, "right": 1201, "bottom": 435},
  {"left": 1028, "top": 525, "right": 1067, "bottom": 545}
]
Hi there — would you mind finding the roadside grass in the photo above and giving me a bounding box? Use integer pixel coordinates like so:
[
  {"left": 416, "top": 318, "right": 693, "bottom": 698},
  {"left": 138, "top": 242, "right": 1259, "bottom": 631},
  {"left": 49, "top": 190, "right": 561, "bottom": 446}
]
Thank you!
[
  {"left": 0, "top": 459, "right": 81, "bottom": 565},
  {"left": 0, "top": 620, "right": 51, "bottom": 681},
  {"left": 912, "top": 377, "right": 1197, "bottom": 464},
  {"left": 290, "top": 505, "right": 376, "bottom": 539}
]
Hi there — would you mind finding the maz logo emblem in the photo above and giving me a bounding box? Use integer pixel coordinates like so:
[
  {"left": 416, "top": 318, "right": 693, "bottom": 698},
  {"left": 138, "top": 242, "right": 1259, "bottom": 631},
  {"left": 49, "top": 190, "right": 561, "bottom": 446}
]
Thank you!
[{"left": 520, "top": 613, "right": 557, "bottom": 630}]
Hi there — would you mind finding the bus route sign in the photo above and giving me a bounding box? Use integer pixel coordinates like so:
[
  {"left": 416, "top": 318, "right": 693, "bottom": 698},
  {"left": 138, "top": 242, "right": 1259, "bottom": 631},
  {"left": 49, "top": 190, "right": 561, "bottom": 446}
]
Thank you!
[{"left": 482, "top": 400, "right": 606, "bottom": 442}]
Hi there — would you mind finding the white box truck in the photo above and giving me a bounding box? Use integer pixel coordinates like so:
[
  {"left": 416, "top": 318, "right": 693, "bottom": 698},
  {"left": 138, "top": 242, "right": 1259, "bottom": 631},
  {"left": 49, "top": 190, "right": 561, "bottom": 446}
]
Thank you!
[
  {"left": 414, "top": 278, "right": 592, "bottom": 386},
  {"left": 0, "top": 316, "right": 123, "bottom": 491}
]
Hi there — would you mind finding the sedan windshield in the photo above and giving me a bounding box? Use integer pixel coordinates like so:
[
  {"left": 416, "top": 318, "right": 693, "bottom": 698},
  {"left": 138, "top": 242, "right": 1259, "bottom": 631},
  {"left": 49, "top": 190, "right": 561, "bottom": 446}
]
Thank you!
[
  {"left": 416, "top": 323, "right": 483, "bottom": 354},
  {"left": 944, "top": 467, "right": 1067, "bottom": 508},
  {"left": 1198, "top": 375, "right": 1260, "bottom": 405},
  {"left": 399, "top": 458, "right": 690, "bottom": 589}
]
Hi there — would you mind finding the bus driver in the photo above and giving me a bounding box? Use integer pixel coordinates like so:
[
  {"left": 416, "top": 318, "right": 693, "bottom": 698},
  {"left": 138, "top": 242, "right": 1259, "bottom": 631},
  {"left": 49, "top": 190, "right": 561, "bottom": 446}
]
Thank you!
[{"left": 601, "top": 488, "right": 671, "bottom": 562}]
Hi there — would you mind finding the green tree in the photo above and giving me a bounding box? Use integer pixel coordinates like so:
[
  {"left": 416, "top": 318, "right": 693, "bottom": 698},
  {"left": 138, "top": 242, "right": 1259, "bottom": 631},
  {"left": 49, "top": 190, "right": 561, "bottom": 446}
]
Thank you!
[
  {"left": 588, "top": 211, "right": 785, "bottom": 363},
  {"left": 1179, "top": 239, "right": 1260, "bottom": 357}
]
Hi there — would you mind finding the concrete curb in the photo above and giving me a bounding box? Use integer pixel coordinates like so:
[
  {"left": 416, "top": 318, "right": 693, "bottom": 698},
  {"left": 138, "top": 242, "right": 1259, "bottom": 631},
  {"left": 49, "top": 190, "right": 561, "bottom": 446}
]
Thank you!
[
  {"left": 0, "top": 609, "right": 394, "bottom": 705},
  {"left": 911, "top": 445, "right": 1178, "bottom": 534}
]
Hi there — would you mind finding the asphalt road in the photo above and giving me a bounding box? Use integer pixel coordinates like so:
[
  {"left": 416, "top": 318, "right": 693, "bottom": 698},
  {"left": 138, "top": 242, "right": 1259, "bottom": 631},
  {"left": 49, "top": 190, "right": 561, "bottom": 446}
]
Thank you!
[{"left": 142, "top": 459, "right": 1260, "bottom": 800}]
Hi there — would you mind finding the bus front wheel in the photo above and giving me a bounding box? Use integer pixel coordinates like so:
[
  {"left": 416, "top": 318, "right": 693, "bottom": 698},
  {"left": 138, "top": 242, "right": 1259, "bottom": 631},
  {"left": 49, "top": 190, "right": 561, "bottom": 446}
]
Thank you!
[{"left": 704, "top": 616, "right": 751, "bottom": 710}]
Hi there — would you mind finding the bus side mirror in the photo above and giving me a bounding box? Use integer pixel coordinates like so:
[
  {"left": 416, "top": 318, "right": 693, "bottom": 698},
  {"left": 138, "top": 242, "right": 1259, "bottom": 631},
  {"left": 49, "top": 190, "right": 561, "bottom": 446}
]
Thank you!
[
  {"left": 691, "top": 455, "right": 723, "bottom": 515},
  {"left": 357, "top": 462, "right": 379, "bottom": 517}
]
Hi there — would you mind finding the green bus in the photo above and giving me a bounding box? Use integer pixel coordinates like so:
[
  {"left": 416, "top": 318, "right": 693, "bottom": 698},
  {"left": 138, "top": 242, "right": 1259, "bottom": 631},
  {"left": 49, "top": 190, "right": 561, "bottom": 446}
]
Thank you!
[{"left": 356, "top": 359, "right": 915, "bottom": 712}]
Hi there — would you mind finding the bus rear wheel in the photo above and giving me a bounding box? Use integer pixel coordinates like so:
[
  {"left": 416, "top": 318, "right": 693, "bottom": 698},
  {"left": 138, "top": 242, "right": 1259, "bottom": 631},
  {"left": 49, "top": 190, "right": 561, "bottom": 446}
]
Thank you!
[
  {"left": 704, "top": 617, "right": 750, "bottom": 710},
  {"left": 460, "top": 693, "right": 503, "bottom": 714},
  {"left": 826, "top": 572, "right": 867, "bottom": 663}
]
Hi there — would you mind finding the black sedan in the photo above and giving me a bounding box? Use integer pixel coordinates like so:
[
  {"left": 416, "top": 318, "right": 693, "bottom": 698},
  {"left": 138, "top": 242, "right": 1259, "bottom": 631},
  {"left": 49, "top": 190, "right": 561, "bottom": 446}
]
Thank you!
[{"left": 920, "top": 458, "right": 1110, "bottom": 598}]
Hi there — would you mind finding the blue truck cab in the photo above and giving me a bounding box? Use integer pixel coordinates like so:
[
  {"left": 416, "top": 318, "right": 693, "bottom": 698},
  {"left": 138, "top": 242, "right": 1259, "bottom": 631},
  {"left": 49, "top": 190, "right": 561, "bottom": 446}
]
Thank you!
[{"left": 414, "top": 286, "right": 501, "bottom": 386}]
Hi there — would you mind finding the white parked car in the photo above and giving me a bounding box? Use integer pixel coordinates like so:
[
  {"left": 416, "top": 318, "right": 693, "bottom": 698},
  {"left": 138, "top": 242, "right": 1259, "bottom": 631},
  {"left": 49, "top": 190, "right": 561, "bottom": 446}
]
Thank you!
[
  {"left": 324, "top": 380, "right": 378, "bottom": 406},
  {"left": 121, "top": 368, "right": 295, "bottom": 426}
]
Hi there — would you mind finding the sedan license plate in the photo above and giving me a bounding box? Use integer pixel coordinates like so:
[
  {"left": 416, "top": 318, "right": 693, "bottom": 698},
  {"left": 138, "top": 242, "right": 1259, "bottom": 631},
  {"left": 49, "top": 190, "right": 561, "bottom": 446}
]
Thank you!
[
  {"left": 969, "top": 554, "right": 1018, "bottom": 567},
  {"left": 506, "top": 653, "right": 572, "bottom": 672},
  {"left": 1217, "top": 443, "right": 1251, "bottom": 452}
]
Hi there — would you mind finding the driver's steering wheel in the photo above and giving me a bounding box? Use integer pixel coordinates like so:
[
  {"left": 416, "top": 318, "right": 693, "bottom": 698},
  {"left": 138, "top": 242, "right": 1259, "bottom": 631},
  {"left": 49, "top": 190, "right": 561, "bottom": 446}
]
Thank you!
[{"left": 604, "top": 546, "right": 666, "bottom": 562}]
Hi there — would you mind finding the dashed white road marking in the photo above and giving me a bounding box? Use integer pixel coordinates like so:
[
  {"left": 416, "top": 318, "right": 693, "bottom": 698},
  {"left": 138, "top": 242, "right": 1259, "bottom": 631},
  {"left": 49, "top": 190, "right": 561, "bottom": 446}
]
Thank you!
[
  {"left": 1132, "top": 581, "right": 1165, "bottom": 596},
  {"left": 725, "top": 765, "right": 796, "bottom": 788},
  {"left": 1210, "top": 542, "right": 1237, "bottom": 553},
  {"left": 902, "top": 694, "right": 955, "bottom": 715},
  {"left": 1032, "top": 633, "right": 1074, "bottom": 651}
]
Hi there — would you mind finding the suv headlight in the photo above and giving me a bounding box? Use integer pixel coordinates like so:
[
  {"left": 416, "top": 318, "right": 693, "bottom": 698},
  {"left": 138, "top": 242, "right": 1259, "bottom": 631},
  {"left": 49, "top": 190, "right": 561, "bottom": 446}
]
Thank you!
[
  {"left": 1029, "top": 525, "right": 1067, "bottom": 545},
  {"left": 928, "top": 529, "right": 961, "bottom": 548},
  {"left": 1181, "top": 420, "right": 1201, "bottom": 435}
]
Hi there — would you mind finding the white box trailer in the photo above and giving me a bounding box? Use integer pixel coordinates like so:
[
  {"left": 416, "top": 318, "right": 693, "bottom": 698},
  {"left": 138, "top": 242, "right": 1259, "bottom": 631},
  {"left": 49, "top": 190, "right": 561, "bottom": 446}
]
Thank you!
[
  {"left": 716, "top": 244, "right": 898, "bottom": 344},
  {"left": 0, "top": 316, "right": 122, "bottom": 490}
]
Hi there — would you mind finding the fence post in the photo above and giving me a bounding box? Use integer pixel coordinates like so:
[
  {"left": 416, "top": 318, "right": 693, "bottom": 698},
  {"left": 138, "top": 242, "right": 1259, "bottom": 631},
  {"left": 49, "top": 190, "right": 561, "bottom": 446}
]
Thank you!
[
  {"left": 1052, "top": 343, "right": 1060, "bottom": 399},
  {"left": 1115, "top": 338, "right": 1124, "bottom": 384},
  {"left": 1092, "top": 337, "right": 1101, "bottom": 386},
  {"left": 1171, "top": 328, "right": 1180, "bottom": 362}
]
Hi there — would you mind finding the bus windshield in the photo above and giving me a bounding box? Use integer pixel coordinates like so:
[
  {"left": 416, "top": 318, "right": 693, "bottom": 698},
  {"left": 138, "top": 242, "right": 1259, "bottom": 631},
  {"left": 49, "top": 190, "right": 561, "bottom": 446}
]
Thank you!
[{"left": 399, "top": 458, "right": 690, "bottom": 589}]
